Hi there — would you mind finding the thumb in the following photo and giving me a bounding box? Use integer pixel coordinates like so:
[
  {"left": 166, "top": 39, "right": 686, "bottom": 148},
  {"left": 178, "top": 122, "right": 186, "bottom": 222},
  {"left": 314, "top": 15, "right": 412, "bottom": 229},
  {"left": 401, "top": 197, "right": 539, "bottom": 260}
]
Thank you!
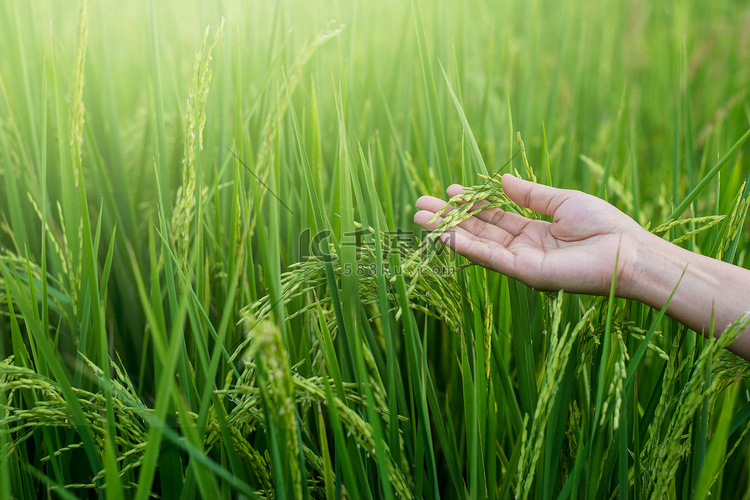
[{"left": 501, "top": 173, "right": 574, "bottom": 217}]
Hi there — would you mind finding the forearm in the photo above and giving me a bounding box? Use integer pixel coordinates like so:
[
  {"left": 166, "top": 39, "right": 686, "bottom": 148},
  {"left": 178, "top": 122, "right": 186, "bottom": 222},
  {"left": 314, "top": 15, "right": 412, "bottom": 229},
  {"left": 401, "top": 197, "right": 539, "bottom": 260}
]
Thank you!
[{"left": 621, "top": 231, "right": 750, "bottom": 358}]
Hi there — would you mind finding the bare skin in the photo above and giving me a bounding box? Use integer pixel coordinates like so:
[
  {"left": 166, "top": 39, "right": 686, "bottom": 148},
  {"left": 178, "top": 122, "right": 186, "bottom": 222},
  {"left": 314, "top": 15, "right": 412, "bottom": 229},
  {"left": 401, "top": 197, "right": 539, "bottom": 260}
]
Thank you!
[{"left": 414, "top": 173, "right": 750, "bottom": 359}]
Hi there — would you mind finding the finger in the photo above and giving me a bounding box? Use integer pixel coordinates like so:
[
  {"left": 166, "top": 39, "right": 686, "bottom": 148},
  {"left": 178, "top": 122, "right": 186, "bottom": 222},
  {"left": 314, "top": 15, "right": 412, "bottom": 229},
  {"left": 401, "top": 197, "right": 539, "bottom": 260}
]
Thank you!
[
  {"left": 472, "top": 206, "right": 534, "bottom": 237},
  {"left": 445, "top": 184, "right": 495, "bottom": 214},
  {"left": 450, "top": 210, "right": 516, "bottom": 246},
  {"left": 416, "top": 213, "right": 526, "bottom": 280},
  {"left": 445, "top": 184, "right": 496, "bottom": 213},
  {"left": 438, "top": 226, "right": 518, "bottom": 276},
  {"left": 415, "top": 208, "right": 518, "bottom": 270},
  {"left": 445, "top": 184, "right": 467, "bottom": 198},
  {"left": 414, "top": 211, "right": 484, "bottom": 248},
  {"left": 445, "top": 182, "right": 537, "bottom": 236},
  {"left": 501, "top": 173, "right": 575, "bottom": 217},
  {"left": 415, "top": 195, "right": 456, "bottom": 218},
  {"left": 416, "top": 202, "right": 516, "bottom": 247},
  {"left": 413, "top": 210, "right": 442, "bottom": 231}
]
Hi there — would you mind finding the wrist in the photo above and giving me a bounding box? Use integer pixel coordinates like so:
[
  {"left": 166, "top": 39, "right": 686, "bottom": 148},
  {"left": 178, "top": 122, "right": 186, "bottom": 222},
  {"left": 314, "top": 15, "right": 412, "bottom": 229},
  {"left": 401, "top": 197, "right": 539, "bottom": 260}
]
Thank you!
[
  {"left": 616, "top": 230, "right": 692, "bottom": 305},
  {"left": 612, "top": 226, "right": 750, "bottom": 356}
]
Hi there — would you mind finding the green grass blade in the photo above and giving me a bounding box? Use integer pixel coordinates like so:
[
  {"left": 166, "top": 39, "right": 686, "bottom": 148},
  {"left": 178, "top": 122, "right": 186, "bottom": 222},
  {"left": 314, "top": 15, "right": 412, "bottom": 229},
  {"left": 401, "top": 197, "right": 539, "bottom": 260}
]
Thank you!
[
  {"left": 0, "top": 262, "right": 104, "bottom": 481},
  {"left": 508, "top": 280, "right": 537, "bottom": 418},
  {"left": 441, "top": 64, "right": 488, "bottom": 176},
  {"left": 411, "top": 0, "right": 451, "bottom": 188},
  {"left": 694, "top": 385, "right": 738, "bottom": 500},
  {"left": 668, "top": 128, "right": 750, "bottom": 220}
]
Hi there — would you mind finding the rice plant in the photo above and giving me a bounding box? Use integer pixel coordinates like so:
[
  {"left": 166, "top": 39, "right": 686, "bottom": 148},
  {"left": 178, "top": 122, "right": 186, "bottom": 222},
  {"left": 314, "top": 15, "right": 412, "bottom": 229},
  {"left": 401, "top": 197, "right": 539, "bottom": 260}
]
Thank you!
[{"left": 1, "top": 0, "right": 750, "bottom": 498}]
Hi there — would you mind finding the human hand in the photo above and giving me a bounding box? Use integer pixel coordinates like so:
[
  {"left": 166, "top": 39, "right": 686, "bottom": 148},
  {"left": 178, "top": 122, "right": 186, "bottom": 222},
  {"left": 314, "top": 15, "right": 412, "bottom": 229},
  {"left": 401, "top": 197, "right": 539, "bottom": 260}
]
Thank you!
[{"left": 414, "top": 173, "right": 652, "bottom": 297}]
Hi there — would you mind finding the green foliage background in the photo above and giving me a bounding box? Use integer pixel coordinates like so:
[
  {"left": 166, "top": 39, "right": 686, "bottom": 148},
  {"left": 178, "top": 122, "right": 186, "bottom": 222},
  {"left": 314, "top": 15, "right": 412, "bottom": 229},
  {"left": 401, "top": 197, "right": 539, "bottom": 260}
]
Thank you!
[{"left": 1, "top": 0, "right": 750, "bottom": 498}]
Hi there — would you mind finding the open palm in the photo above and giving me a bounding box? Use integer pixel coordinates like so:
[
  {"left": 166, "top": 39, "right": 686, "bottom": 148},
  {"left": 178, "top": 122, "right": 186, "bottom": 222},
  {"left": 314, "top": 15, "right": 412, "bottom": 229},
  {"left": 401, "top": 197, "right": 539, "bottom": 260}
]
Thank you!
[{"left": 414, "top": 174, "right": 647, "bottom": 296}]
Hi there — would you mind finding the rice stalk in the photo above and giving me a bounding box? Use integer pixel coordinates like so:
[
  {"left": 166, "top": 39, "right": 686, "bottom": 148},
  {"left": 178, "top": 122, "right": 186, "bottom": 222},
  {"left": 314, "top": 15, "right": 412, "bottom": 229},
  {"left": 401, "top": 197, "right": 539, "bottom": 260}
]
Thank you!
[
  {"left": 243, "top": 224, "right": 468, "bottom": 341},
  {"left": 652, "top": 215, "right": 725, "bottom": 234},
  {"left": 400, "top": 173, "right": 530, "bottom": 286},
  {"left": 646, "top": 313, "right": 750, "bottom": 497},
  {"left": 598, "top": 327, "right": 627, "bottom": 429},
  {"left": 69, "top": 0, "right": 87, "bottom": 188},
  {"left": 244, "top": 315, "right": 303, "bottom": 499},
  {"left": 217, "top": 348, "right": 410, "bottom": 498},
  {"left": 515, "top": 292, "right": 594, "bottom": 498},
  {"left": 580, "top": 154, "right": 633, "bottom": 211},
  {"left": 171, "top": 19, "right": 224, "bottom": 262},
  {"left": 244, "top": 22, "right": 344, "bottom": 235},
  {"left": 516, "top": 132, "right": 537, "bottom": 183},
  {"left": 0, "top": 356, "right": 149, "bottom": 493},
  {"left": 0, "top": 249, "right": 73, "bottom": 325},
  {"left": 716, "top": 183, "right": 750, "bottom": 260}
]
